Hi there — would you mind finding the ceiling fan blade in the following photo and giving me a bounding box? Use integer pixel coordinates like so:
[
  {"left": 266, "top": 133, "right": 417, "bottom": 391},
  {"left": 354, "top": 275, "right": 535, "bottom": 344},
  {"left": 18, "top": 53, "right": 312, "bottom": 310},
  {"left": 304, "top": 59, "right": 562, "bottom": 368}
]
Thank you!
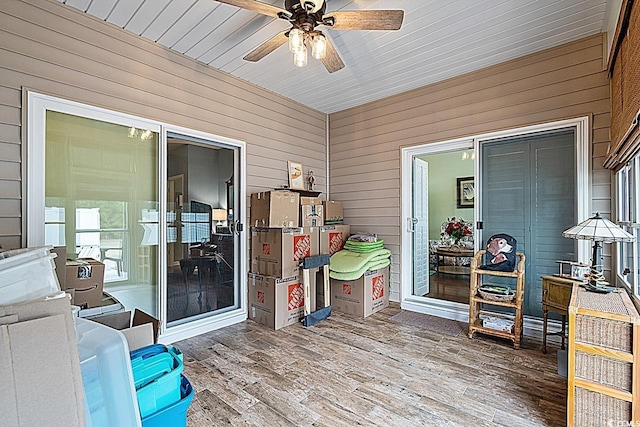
[
  {"left": 323, "top": 10, "right": 404, "bottom": 31},
  {"left": 243, "top": 30, "right": 289, "bottom": 62},
  {"left": 320, "top": 36, "right": 344, "bottom": 73},
  {"left": 215, "top": 0, "right": 291, "bottom": 19}
]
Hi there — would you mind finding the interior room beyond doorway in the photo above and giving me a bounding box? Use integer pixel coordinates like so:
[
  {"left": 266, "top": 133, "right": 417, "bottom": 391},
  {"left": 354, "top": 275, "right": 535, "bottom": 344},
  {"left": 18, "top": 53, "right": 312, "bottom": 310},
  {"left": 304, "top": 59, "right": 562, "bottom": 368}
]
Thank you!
[{"left": 417, "top": 149, "right": 475, "bottom": 304}]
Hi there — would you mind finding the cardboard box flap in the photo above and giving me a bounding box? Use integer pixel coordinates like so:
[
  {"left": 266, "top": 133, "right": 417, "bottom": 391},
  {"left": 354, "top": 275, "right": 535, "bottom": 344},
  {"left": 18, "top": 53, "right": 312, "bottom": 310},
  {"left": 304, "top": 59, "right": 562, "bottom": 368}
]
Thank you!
[
  {"left": 132, "top": 308, "right": 159, "bottom": 342},
  {"left": 90, "top": 308, "right": 158, "bottom": 349},
  {"left": 92, "top": 310, "right": 131, "bottom": 330},
  {"left": 0, "top": 298, "right": 85, "bottom": 427},
  {"left": 121, "top": 323, "right": 155, "bottom": 352}
]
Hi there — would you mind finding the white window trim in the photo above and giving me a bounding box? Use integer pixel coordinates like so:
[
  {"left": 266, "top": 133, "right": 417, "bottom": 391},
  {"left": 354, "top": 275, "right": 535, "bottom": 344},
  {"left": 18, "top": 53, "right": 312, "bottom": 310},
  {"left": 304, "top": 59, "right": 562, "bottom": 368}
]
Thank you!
[{"left": 615, "top": 158, "right": 640, "bottom": 295}]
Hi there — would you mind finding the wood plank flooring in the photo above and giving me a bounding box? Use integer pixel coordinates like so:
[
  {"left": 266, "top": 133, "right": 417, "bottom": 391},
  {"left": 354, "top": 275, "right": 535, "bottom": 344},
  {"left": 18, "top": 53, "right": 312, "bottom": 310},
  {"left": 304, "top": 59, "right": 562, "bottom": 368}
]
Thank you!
[
  {"left": 425, "top": 273, "right": 470, "bottom": 304},
  {"left": 177, "top": 303, "right": 566, "bottom": 427}
]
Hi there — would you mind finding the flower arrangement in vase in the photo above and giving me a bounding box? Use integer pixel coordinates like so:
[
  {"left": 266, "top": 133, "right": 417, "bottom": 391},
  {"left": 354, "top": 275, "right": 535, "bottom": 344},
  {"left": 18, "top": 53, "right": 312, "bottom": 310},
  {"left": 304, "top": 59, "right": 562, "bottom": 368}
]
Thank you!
[{"left": 442, "top": 217, "right": 473, "bottom": 246}]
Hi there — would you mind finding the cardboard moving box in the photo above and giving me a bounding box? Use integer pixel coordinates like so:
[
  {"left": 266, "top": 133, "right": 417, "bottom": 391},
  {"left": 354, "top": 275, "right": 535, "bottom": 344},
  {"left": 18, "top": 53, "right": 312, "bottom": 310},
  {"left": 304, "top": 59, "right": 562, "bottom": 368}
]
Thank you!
[
  {"left": 65, "top": 258, "right": 105, "bottom": 309},
  {"left": 323, "top": 200, "right": 343, "bottom": 223},
  {"left": 248, "top": 272, "right": 316, "bottom": 330},
  {"left": 300, "top": 196, "right": 324, "bottom": 227},
  {"left": 330, "top": 266, "right": 390, "bottom": 317},
  {"left": 51, "top": 246, "right": 67, "bottom": 289},
  {"left": 0, "top": 297, "right": 85, "bottom": 427},
  {"left": 91, "top": 308, "right": 159, "bottom": 351},
  {"left": 319, "top": 224, "right": 351, "bottom": 255},
  {"left": 250, "top": 190, "right": 299, "bottom": 228},
  {"left": 251, "top": 227, "right": 319, "bottom": 278}
]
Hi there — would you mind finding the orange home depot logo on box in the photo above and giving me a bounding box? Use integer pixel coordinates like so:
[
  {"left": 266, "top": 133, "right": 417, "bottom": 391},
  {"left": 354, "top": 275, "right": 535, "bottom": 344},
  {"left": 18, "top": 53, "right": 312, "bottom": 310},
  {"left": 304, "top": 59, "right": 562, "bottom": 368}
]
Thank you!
[
  {"left": 288, "top": 282, "right": 304, "bottom": 310},
  {"left": 371, "top": 274, "right": 385, "bottom": 301},
  {"left": 342, "top": 283, "right": 352, "bottom": 295},
  {"left": 292, "top": 234, "right": 311, "bottom": 262},
  {"left": 261, "top": 243, "right": 271, "bottom": 255},
  {"left": 329, "top": 232, "right": 344, "bottom": 255}
]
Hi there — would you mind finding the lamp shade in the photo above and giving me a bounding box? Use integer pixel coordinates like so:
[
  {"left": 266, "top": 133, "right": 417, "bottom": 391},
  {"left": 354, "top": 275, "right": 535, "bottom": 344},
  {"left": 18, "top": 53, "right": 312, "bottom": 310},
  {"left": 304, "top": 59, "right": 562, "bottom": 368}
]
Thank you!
[
  {"left": 562, "top": 212, "right": 635, "bottom": 243},
  {"left": 212, "top": 209, "right": 227, "bottom": 222}
]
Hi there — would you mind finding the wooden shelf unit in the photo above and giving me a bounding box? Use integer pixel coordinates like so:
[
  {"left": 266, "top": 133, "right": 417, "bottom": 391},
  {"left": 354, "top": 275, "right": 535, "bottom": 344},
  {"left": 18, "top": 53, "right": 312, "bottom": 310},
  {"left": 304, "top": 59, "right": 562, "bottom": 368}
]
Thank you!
[
  {"left": 468, "top": 250, "right": 526, "bottom": 349},
  {"left": 567, "top": 285, "right": 640, "bottom": 427}
]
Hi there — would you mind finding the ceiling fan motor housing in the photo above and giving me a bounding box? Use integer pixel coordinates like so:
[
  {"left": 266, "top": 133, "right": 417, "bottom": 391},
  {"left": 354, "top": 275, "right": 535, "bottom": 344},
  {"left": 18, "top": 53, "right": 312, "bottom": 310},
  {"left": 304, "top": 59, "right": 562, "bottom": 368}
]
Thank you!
[{"left": 285, "top": 0, "right": 325, "bottom": 15}]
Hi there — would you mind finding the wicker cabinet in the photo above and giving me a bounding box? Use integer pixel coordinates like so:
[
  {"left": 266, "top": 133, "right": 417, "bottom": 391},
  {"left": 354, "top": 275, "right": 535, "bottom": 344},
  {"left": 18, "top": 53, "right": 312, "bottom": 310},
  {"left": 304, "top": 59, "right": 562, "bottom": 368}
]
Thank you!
[
  {"left": 568, "top": 286, "right": 640, "bottom": 426},
  {"left": 468, "top": 250, "right": 526, "bottom": 349}
]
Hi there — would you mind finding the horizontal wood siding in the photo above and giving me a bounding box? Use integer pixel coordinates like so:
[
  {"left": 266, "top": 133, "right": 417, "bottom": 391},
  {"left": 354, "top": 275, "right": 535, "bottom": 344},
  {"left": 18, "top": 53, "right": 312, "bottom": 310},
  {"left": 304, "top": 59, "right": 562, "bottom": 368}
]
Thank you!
[
  {"left": 329, "top": 34, "right": 612, "bottom": 301},
  {"left": 0, "top": 0, "right": 327, "bottom": 249}
]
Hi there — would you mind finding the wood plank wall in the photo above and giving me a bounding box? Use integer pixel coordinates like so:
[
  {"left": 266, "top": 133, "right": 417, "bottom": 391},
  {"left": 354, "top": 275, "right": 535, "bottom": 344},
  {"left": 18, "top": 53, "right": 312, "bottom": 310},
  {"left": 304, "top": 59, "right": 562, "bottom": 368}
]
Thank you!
[
  {"left": 329, "top": 34, "right": 612, "bottom": 301},
  {"left": 0, "top": 0, "right": 327, "bottom": 249}
]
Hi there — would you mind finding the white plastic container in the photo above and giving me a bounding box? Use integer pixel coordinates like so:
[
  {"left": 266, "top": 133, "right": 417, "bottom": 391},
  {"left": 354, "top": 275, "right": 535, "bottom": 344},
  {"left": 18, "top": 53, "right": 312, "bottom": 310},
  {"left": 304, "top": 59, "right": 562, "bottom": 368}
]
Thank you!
[
  {"left": 75, "top": 317, "right": 142, "bottom": 427},
  {"left": 0, "top": 246, "right": 60, "bottom": 306}
]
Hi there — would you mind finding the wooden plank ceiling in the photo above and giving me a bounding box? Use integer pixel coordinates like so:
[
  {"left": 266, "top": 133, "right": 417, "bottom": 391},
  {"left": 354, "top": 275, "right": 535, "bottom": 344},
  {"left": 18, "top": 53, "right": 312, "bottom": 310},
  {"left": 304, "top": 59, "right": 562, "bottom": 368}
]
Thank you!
[{"left": 57, "top": 0, "right": 609, "bottom": 113}]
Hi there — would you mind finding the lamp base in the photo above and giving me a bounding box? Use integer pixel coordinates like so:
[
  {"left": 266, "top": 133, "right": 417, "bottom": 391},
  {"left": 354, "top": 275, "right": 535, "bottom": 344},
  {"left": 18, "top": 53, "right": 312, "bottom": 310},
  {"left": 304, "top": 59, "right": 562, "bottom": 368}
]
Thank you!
[
  {"left": 583, "top": 265, "right": 616, "bottom": 293},
  {"left": 589, "top": 265, "right": 609, "bottom": 287}
]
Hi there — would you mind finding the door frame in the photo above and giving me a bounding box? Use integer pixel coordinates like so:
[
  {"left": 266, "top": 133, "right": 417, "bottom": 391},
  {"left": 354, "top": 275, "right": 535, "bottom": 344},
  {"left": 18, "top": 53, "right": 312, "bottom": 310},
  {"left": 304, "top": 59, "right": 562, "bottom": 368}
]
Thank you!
[
  {"left": 401, "top": 138, "right": 474, "bottom": 320},
  {"left": 159, "top": 124, "right": 247, "bottom": 343},
  {"left": 400, "top": 116, "right": 591, "bottom": 328}
]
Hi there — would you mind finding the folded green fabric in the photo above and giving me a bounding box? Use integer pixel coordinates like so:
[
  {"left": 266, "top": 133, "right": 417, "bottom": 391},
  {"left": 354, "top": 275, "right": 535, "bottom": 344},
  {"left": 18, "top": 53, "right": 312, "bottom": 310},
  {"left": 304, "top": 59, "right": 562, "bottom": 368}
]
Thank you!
[
  {"left": 329, "top": 259, "right": 391, "bottom": 281},
  {"left": 344, "top": 240, "right": 384, "bottom": 249},
  {"left": 343, "top": 240, "right": 384, "bottom": 253},
  {"left": 329, "top": 248, "right": 391, "bottom": 273}
]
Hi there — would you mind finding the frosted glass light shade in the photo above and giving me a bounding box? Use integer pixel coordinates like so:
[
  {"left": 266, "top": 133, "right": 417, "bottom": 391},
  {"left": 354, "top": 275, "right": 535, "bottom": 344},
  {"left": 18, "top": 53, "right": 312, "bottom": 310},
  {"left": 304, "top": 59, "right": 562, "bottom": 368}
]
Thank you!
[
  {"left": 293, "top": 45, "right": 308, "bottom": 67},
  {"left": 310, "top": 34, "right": 326, "bottom": 59},
  {"left": 288, "top": 28, "right": 304, "bottom": 53}
]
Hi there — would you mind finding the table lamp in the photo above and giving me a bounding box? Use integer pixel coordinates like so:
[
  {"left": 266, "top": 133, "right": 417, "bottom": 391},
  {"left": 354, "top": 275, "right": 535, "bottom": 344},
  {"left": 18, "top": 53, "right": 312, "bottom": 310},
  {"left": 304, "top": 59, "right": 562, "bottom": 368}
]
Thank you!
[
  {"left": 562, "top": 212, "right": 635, "bottom": 289},
  {"left": 212, "top": 209, "right": 227, "bottom": 226}
]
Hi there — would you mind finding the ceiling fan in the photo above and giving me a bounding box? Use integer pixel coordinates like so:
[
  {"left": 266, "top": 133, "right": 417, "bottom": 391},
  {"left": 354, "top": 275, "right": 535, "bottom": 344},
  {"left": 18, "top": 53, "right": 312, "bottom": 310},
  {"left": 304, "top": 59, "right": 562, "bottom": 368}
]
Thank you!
[{"left": 215, "top": 0, "right": 404, "bottom": 73}]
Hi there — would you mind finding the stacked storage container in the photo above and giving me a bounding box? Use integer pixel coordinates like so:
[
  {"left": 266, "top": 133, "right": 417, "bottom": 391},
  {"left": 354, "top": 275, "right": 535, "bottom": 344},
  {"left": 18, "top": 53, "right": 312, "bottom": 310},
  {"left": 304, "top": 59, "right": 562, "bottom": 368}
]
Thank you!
[
  {"left": 75, "top": 317, "right": 141, "bottom": 427},
  {"left": 129, "top": 344, "right": 194, "bottom": 427},
  {"left": 0, "top": 246, "right": 60, "bottom": 305}
]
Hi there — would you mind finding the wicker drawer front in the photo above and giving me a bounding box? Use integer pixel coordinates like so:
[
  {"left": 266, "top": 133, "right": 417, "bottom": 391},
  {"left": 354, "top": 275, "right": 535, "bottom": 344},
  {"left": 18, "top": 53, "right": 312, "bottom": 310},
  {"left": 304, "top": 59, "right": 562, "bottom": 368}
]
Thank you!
[
  {"left": 575, "top": 351, "right": 633, "bottom": 392},
  {"left": 574, "top": 388, "right": 632, "bottom": 427},
  {"left": 575, "top": 315, "right": 633, "bottom": 352}
]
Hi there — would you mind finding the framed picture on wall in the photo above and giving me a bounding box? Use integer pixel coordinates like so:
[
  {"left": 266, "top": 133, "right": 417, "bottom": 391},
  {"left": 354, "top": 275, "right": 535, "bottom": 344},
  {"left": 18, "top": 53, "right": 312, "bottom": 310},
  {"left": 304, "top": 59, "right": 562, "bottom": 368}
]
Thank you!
[
  {"left": 287, "top": 160, "right": 305, "bottom": 190},
  {"left": 456, "top": 176, "right": 474, "bottom": 208}
]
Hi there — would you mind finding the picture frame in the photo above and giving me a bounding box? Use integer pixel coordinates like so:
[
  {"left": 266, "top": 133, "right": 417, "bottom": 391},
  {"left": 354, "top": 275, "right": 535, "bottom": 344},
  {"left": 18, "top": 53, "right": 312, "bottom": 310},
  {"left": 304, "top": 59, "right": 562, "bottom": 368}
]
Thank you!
[
  {"left": 456, "top": 176, "right": 474, "bottom": 208},
  {"left": 287, "top": 160, "right": 305, "bottom": 190}
]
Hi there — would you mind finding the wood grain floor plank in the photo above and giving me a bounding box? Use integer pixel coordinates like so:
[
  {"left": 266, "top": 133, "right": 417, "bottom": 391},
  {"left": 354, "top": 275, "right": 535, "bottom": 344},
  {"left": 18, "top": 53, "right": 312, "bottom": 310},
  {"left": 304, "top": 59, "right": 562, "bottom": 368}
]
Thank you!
[
  {"left": 243, "top": 381, "right": 320, "bottom": 426},
  {"left": 236, "top": 401, "right": 299, "bottom": 427},
  {"left": 180, "top": 303, "right": 567, "bottom": 427}
]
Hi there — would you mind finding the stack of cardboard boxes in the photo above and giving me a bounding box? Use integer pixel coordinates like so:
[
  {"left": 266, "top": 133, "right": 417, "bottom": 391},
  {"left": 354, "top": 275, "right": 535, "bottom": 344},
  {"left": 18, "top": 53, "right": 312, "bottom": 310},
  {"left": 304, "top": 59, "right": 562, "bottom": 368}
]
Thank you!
[{"left": 248, "top": 190, "right": 351, "bottom": 329}]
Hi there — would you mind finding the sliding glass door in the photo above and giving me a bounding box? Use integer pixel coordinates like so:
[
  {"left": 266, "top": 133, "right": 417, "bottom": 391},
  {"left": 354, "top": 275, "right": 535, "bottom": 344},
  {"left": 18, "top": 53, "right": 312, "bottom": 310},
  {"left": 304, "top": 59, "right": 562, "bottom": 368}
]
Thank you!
[
  {"left": 44, "top": 110, "right": 159, "bottom": 316},
  {"left": 28, "top": 92, "right": 247, "bottom": 341},
  {"left": 165, "top": 132, "right": 241, "bottom": 326}
]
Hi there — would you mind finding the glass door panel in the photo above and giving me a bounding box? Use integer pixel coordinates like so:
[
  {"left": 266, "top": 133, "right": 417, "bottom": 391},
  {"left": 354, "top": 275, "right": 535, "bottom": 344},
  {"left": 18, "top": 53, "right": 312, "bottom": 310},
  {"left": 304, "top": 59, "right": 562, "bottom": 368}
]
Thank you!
[
  {"left": 166, "top": 133, "right": 238, "bottom": 326},
  {"left": 45, "top": 111, "right": 159, "bottom": 317}
]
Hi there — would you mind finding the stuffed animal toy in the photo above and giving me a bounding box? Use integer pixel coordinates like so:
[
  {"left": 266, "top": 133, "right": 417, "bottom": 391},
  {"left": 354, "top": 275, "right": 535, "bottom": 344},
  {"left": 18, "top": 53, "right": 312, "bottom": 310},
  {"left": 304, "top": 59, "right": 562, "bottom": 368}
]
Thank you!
[{"left": 480, "top": 233, "right": 517, "bottom": 271}]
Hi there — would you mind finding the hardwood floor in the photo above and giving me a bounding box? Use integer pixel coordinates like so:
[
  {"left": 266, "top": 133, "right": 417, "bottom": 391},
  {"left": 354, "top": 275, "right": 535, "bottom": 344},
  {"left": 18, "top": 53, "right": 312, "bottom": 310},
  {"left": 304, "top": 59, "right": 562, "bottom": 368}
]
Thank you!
[
  {"left": 425, "top": 273, "right": 470, "bottom": 304},
  {"left": 177, "top": 303, "right": 567, "bottom": 427}
]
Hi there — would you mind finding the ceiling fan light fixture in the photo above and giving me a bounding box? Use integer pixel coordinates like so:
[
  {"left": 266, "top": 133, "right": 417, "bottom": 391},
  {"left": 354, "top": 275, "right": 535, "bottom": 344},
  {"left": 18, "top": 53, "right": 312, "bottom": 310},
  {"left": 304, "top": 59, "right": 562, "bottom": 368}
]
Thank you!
[
  {"left": 288, "top": 28, "right": 305, "bottom": 53},
  {"left": 293, "top": 44, "right": 308, "bottom": 67},
  {"left": 310, "top": 33, "right": 326, "bottom": 59}
]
